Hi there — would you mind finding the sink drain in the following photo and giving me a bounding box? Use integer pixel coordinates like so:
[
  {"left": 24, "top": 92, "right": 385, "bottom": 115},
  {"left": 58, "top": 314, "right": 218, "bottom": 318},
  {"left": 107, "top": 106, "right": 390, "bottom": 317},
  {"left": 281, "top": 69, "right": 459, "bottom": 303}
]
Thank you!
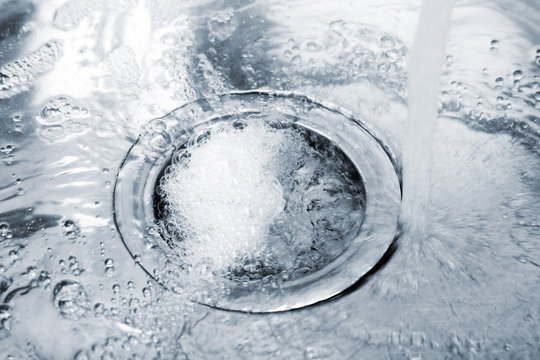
[{"left": 113, "top": 91, "right": 401, "bottom": 313}]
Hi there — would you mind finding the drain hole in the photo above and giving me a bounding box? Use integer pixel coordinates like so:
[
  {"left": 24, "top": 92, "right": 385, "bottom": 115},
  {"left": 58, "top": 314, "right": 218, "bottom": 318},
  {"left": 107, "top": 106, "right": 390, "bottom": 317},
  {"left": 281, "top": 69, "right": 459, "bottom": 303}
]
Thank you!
[
  {"left": 153, "top": 117, "right": 366, "bottom": 287},
  {"left": 113, "top": 92, "right": 400, "bottom": 312}
]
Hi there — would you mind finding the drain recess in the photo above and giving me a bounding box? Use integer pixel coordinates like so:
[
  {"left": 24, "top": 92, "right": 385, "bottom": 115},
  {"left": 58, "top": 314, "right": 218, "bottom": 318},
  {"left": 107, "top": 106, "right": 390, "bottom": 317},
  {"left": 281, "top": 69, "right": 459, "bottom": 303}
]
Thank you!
[{"left": 113, "top": 91, "right": 401, "bottom": 313}]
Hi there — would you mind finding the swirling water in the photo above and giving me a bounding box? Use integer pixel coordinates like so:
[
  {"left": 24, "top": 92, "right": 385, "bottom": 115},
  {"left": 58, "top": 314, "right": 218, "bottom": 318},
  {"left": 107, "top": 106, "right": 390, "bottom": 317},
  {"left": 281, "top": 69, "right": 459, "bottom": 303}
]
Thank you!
[{"left": 0, "top": 0, "right": 539, "bottom": 358}]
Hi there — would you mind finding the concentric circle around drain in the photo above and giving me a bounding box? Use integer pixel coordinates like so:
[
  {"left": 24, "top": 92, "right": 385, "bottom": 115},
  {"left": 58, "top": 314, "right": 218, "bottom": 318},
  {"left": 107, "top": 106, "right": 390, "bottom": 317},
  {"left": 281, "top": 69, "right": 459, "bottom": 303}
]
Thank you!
[{"left": 113, "top": 91, "right": 401, "bottom": 313}]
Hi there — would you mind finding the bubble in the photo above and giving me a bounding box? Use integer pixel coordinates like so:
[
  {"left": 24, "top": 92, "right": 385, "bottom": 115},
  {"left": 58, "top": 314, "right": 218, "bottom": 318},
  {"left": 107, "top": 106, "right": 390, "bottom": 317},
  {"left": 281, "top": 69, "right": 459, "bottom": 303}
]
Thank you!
[
  {"left": 512, "top": 69, "right": 523, "bottom": 80},
  {"left": 69, "top": 256, "right": 82, "bottom": 275},
  {"left": 380, "top": 35, "right": 395, "bottom": 49},
  {"left": 445, "top": 55, "right": 454, "bottom": 67},
  {"left": 306, "top": 41, "right": 319, "bottom": 51},
  {"left": 0, "top": 144, "right": 14, "bottom": 155},
  {"left": 73, "top": 350, "right": 90, "bottom": 360},
  {"left": 0, "top": 40, "right": 63, "bottom": 99},
  {"left": 62, "top": 220, "right": 80, "bottom": 239},
  {"left": 489, "top": 39, "right": 499, "bottom": 53},
  {"left": 8, "top": 249, "right": 20, "bottom": 263},
  {"left": 93, "top": 302, "right": 105, "bottom": 316},
  {"left": 105, "top": 266, "right": 115, "bottom": 277},
  {"left": 207, "top": 11, "right": 237, "bottom": 43},
  {"left": 52, "top": 280, "right": 90, "bottom": 319},
  {"left": 142, "top": 287, "right": 151, "bottom": 298},
  {"left": 0, "top": 223, "right": 10, "bottom": 238}
]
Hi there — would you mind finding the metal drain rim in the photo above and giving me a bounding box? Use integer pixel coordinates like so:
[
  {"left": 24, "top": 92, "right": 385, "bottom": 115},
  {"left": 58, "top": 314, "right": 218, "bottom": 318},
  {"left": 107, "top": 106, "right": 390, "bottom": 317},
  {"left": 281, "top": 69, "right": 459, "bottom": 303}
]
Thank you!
[{"left": 113, "top": 90, "right": 402, "bottom": 313}]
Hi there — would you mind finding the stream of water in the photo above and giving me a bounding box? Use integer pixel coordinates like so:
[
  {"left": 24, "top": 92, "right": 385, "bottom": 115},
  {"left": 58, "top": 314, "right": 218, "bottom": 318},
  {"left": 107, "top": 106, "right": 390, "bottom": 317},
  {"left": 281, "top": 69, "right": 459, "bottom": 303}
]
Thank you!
[{"left": 401, "top": 0, "right": 454, "bottom": 233}]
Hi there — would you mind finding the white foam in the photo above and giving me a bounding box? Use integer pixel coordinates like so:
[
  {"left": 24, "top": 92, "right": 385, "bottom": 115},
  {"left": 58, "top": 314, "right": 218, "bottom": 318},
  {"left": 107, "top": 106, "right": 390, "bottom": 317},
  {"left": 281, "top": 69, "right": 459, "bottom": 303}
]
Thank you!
[
  {"left": 160, "top": 118, "right": 363, "bottom": 280},
  {"left": 162, "top": 120, "right": 290, "bottom": 273}
]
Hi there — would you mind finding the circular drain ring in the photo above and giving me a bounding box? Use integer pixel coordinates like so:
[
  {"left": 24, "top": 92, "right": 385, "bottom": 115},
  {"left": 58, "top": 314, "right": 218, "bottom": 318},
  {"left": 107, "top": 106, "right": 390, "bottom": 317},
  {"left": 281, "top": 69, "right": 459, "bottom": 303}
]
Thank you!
[{"left": 113, "top": 91, "right": 401, "bottom": 313}]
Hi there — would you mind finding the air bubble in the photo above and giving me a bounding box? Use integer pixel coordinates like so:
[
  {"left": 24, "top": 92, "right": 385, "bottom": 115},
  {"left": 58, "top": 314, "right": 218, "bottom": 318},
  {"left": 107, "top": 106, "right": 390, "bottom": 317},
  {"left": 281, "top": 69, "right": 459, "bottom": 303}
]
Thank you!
[
  {"left": 142, "top": 287, "right": 151, "bottom": 298},
  {"left": 62, "top": 220, "right": 80, "bottom": 239},
  {"left": 52, "top": 280, "right": 90, "bottom": 319},
  {"left": 0, "top": 144, "right": 14, "bottom": 155},
  {"left": 93, "top": 303, "right": 105, "bottom": 316},
  {"left": 0, "top": 40, "right": 63, "bottom": 99},
  {"left": 73, "top": 350, "right": 90, "bottom": 360},
  {"left": 490, "top": 39, "right": 499, "bottom": 53},
  {"left": 306, "top": 41, "right": 319, "bottom": 51},
  {"left": 104, "top": 258, "right": 115, "bottom": 277},
  {"left": 0, "top": 223, "right": 10, "bottom": 238}
]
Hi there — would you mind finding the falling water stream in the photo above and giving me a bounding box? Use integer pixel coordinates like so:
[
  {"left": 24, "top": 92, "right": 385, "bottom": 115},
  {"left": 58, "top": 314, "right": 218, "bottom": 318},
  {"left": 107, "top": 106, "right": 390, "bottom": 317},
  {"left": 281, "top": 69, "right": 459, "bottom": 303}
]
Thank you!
[
  {"left": 401, "top": 0, "right": 454, "bottom": 232},
  {"left": 0, "top": 0, "right": 540, "bottom": 358}
]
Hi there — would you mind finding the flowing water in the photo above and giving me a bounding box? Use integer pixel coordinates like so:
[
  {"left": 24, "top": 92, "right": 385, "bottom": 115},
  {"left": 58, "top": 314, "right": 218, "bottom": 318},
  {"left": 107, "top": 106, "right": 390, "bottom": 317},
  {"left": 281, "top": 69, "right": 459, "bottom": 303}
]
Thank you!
[
  {"left": 1, "top": 0, "right": 540, "bottom": 358},
  {"left": 401, "top": 0, "right": 453, "bottom": 232}
]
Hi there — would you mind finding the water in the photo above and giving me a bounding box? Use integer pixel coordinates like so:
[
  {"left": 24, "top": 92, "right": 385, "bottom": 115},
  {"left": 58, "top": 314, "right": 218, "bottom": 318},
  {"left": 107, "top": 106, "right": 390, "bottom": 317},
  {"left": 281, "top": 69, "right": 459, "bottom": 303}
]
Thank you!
[
  {"left": 156, "top": 119, "right": 364, "bottom": 282},
  {"left": 0, "top": 0, "right": 539, "bottom": 358},
  {"left": 401, "top": 0, "right": 453, "bottom": 232}
]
